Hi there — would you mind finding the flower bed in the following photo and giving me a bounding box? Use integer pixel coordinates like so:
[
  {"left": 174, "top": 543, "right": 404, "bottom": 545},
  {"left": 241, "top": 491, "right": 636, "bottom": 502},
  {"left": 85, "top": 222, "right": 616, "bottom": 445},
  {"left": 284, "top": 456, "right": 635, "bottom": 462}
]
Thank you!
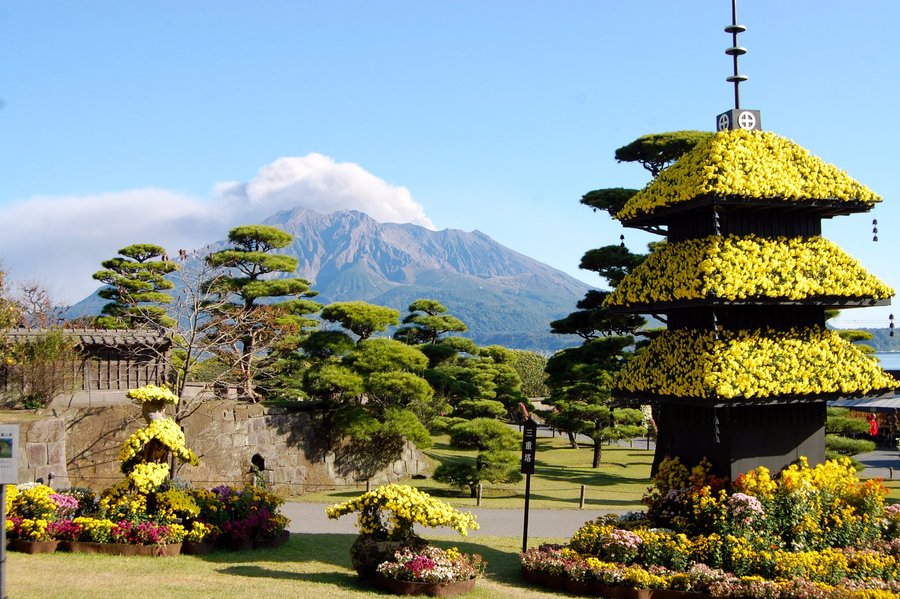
[
  {"left": 520, "top": 457, "right": 900, "bottom": 597},
  {"left": 4, "top": 385, "right": 290, "bottom": 556}
]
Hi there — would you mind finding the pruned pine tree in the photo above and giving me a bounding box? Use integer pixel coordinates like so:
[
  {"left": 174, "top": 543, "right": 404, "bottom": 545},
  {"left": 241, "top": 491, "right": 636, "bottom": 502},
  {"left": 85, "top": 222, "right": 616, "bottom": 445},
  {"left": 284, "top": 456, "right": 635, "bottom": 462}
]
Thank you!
[
  {"left": 204, "top": 225, "right": 317, "bottom": 401},
  {"left": 92, "top": 244, "right": 179, "bottom": 330},
  {"left": 393, "top": 299, "right": 467, "bottom": 345},
  {"left": 300, "top": 300, "right": 433, "bottom": 469},
  {"left": 545, "top": 131, "right": 710, "bottom": 467}
]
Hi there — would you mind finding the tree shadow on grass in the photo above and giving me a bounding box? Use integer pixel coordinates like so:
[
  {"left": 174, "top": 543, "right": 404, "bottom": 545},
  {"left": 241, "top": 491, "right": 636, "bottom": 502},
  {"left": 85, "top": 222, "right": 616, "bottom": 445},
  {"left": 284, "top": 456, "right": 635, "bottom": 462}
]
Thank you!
[
  {"left": 216, "top": 564, "right": 366, "bottom": 592},
  {"left": 208, "top": 533, "right": 538, "bottom": 591},
  {"left": 535, "top": 463, "right": 646, "bottom": 487},
  {"left": 194, "top": 533, "right": 356, "bottom": 569}
]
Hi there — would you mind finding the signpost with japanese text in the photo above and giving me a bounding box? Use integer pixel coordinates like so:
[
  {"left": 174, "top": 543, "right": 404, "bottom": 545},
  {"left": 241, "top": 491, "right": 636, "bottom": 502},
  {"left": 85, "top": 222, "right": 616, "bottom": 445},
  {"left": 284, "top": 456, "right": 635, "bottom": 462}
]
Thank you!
[{"left": 520, "top": 416, "right": 537, "bottom": 552}]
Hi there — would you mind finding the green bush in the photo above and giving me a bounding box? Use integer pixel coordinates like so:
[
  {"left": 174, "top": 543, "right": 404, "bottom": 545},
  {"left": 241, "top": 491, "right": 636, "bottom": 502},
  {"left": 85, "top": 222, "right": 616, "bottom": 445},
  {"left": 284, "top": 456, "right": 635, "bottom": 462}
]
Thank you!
[
  {"left": 825, "top": 434, "right": 875, "bottom": 456},
  {"left": 826, "top": 415, "right": 868, "bottom": 436},
  {"left": 447, "top": 418, "right": 519, "bottom": 450},
  {"left": 454, "top": 399, "right": 506, "bottom": 420},
  {"left": 430, "top": 416, "right": 466, "bottom": 434}
]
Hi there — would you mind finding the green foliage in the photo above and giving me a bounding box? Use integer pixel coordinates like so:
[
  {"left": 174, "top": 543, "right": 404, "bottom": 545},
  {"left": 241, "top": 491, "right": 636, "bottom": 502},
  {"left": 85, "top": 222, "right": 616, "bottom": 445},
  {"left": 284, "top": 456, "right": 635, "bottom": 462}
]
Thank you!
[
  {"left": 366, "top": 371, "right": 434, "bottom": 407},
  {"left": 447, "top": 417, "right": 519, "bottom": 451},
  {"left": 825, "top": 415, "right": 869, "bottom": 436},
  {"left": 381, "top": 407, "right": 433, "bottom": 448},
  {"left": 332, "top": 405, "right": 431, "bottom": 449},
  {"left": 320, "top": 301, "right": 399, "bottom": 340},
  {"left": 550, "top": 290, "right": 645, "bottom": 339},
  {"left": 433, "top": 441, "right": 523, "bottom": 497},
  {"left": 300, "top": 330, "right": 356, "bottom": 360},
  {"left": 302, "top": 363, "right": 364, "bottom": 399},
  {"left": 454, "top": 399, "right": 507, "bottom": 419},
  {"left": 394, "top": 299, "right": 467, "bottom": 345},
  {"left": 92, "top": 243, "right": 179, "bottom": 329},
  {"left": 580, "top": 188, "right": 638, "bottom": 219},
  {"left": 0, "top": 263, "right": 22, "bottom": 328},
  {"left": 203, "top": 224, "right": 317, "bottom": 400},
  {"left": 578, "top": 245, "right": 646, "bottom": 288},
  {"left": 350, "top": 338, "right": 429, "bottom": 373},
  {"left": 614, "top": 130, "right": 713, "bottom": 177},
  {"left": 824, "top": 433, "right": 876, "bottom": 456},
  {"left": 510, "top": 350, "right": 549, "bottom": 397},
  {"left": 429, "top": 416, "right": 467, "bottom": 434},
  {"left": 3, "top": 329, "right": 81, "bottom": 408}
]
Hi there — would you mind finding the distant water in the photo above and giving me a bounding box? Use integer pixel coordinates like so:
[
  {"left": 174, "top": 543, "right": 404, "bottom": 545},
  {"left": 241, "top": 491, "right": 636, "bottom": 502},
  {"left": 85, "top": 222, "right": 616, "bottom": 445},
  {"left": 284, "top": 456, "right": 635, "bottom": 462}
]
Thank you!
[{"left": 875, "top": 352, "right": 900, "bottom": 370}]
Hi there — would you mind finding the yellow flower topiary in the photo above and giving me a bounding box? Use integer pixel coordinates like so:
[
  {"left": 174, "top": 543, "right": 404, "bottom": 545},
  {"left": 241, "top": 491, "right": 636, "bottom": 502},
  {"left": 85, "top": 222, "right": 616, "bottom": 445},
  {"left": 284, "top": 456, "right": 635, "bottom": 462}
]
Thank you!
[
  {"left": 606, "top": 234, "right": 893, "bottom": 306},
  {"left": 616, "top": 129, "right": 880, "bottom": 221},
  {"left": 614, "top": 327, "right": 897, "bottom": 400},
  {"left": 325, "top": 483, "right": 478, "bottom": 539},
  {"left": 126, "top": 384, "right": 179, "bottom": 405}
]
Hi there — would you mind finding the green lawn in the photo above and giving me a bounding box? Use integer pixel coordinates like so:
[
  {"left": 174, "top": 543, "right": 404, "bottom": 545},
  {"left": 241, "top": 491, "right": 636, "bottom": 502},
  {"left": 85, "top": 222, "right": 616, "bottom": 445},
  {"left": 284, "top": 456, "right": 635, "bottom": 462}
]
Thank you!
[
  {"left": 292, "top": 434, "right": 655, "bottom": 511},
  {"left": 6, "top": 534, "right": 568, "bottom": 599}
]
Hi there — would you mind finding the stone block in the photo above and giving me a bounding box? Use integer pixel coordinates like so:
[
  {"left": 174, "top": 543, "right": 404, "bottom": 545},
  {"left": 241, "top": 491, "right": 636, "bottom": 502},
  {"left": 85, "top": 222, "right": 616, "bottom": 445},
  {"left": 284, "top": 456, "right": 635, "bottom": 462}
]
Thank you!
[
  {"left": 47, "top": 439, "right": 66, "bottom": 466},
  {"left": 25, "top": 443, "right": 49, "bottom": 467},
  {"left": 233, "top": 405, "right": 250, "bottom": 421},
  {"left": 28, "top": 418, "right": 65, "bottom": 443}
]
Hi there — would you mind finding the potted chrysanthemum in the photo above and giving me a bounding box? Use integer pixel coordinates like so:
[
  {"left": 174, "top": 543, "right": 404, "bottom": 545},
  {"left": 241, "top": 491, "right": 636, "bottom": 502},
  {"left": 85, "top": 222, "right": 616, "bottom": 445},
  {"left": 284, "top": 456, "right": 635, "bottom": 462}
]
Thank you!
[
  {"left": 325, "top": 483, "right": 478, "bottom": 580},
  {"left": 126, "top": 384, "right": 179, "bottom": 423},
  {"left": 375, "top": 545, "right": 486, "bottom": 596}
]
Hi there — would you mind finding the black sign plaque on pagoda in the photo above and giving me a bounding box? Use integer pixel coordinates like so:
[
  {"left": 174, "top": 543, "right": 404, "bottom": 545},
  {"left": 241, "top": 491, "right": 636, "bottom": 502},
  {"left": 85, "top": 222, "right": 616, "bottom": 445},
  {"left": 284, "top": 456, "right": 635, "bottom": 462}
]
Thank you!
[{"left": 605, "top": 1, "right": 897, "bottom": 479}]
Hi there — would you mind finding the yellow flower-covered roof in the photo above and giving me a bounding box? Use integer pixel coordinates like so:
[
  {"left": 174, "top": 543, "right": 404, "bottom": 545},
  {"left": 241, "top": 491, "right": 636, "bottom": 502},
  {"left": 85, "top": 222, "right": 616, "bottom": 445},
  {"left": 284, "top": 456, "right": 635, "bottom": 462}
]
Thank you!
[
  {"left": 616, "top": 130, "right": 880, "bottom": 222},
  {"left": 613, "top": 327, "right": 897, "bottom": 401},
  {"left": 605, "top": 235, "right": 893, "bottom": 307}
]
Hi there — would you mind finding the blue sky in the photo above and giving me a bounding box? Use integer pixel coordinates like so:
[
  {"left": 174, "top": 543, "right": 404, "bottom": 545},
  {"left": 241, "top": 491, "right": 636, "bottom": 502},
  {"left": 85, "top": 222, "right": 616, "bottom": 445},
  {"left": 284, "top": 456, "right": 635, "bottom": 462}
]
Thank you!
[{"left": 1, "top": 1, "right": 898, "bottom": 329}]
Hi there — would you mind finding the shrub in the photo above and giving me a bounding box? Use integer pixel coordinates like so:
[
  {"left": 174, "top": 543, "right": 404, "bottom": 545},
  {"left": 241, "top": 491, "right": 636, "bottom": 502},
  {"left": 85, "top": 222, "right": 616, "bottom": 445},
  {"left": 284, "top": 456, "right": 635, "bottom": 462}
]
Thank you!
[
  {"left": 454, "top": 399, "right": 507, "bottom": 419},
  {"left": 825, "top": 433, "right": 875, "bottom": 456}
]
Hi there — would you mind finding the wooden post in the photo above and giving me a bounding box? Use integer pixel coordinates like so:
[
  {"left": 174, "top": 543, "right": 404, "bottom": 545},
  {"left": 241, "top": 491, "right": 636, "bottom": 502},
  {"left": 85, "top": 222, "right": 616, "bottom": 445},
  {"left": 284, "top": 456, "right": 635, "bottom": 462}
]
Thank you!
[
  {"left": 580, "top": 484, "right": 586, "bottom": 509},
  {"left": 366, "top": 480, "right": 371, "bottom": 493},
  {"left": 476, "top": 483, "right": 482, "bottom": 506}
]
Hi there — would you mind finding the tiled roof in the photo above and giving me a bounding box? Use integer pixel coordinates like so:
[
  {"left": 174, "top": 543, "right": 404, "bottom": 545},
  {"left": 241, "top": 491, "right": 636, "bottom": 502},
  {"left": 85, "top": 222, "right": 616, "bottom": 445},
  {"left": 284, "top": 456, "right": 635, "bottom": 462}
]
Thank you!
[{"left": 2, "top": 328, "right": 171, "bottom": 348}]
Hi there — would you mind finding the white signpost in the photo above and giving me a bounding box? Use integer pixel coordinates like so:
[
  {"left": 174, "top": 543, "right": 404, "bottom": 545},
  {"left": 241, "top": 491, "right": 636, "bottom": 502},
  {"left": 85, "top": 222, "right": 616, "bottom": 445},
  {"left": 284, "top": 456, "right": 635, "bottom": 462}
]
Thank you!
[
  {"left": 0, "top": 425, "right": 18, "bottom": 484},
  {"left": 0, "top": 424, "right": 19, "bottom": 599}
]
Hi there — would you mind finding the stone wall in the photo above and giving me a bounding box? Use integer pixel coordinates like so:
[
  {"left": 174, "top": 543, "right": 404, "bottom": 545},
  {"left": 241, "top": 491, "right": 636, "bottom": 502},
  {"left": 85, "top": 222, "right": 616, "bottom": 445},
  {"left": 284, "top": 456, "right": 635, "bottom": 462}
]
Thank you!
[
  {"left": 0, "top": 411, "right": 71, "bottom": 488},
  {"left": 7, "top": 400, "right": 430, "bottom": 495}
]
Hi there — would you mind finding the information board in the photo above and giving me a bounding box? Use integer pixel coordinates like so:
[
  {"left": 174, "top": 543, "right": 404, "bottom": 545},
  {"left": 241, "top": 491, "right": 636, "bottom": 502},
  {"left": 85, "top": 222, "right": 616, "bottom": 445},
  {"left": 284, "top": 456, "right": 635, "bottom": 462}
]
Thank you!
[{"left": 0, "top": 425, "right": 19, "bottom": 485}]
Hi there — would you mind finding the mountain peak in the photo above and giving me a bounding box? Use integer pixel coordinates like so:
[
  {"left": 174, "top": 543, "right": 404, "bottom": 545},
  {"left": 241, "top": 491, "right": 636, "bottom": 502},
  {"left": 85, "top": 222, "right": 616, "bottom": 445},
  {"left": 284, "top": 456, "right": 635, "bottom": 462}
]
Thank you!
[{"left": 71, "top": 207, "right": 592, "bottom": 351}]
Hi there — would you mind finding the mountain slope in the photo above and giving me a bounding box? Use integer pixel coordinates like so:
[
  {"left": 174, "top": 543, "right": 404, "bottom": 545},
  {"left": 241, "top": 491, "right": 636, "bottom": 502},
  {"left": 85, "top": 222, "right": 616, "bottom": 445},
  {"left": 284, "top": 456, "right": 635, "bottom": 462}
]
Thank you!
[{"left": 71, "top": 207, "right": 594, "bottom": 351}]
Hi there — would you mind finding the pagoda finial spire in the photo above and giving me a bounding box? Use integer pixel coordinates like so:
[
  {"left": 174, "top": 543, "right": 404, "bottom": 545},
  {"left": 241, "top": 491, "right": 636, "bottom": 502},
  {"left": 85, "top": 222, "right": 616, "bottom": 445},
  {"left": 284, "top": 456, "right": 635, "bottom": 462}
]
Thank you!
[
  {"left": 725, "top": 0, "right": 747, "bottom": 109},
  {"left": 716, "top": 0, "right": 761, "bottom": 132}
]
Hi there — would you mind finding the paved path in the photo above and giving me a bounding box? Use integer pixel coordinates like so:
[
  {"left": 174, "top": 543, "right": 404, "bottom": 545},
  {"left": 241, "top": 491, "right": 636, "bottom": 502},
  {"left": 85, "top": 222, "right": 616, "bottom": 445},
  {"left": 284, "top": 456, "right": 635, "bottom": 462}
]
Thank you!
[
  {"left": 282, "top": 448, "right": 900, "bottom": 540},
  {"left": 282, "top": 501, "right": 608, "bottom": 539}
]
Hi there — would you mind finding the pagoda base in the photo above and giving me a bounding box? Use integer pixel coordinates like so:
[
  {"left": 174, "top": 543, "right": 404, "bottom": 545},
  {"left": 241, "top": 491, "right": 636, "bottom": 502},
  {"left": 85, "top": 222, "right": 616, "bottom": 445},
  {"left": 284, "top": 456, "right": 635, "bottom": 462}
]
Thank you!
[{"left": 653, "top": 401, "right": 826, "bottom": 479}]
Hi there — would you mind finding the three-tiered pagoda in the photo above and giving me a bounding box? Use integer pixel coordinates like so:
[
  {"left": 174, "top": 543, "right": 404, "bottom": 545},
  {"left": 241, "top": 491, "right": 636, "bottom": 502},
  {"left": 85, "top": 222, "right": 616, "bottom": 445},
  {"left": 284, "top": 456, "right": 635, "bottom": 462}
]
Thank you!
[{"left": 606, "top": 11, "right": 896, "bottom": 478}]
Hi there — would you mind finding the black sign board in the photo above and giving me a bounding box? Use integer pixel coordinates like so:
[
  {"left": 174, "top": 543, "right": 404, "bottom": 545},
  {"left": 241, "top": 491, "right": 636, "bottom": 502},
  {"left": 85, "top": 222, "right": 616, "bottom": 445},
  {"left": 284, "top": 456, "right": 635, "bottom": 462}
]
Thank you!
[{"left": 520, "top": 417, "right": 537, "bottom": 474}]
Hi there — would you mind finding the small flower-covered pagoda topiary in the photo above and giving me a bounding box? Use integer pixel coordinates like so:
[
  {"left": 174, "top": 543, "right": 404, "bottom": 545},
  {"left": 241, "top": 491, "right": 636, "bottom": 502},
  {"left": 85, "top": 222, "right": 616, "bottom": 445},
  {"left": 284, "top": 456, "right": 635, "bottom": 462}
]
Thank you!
[{"left": 607, "top": 125, "right": 897, "bottom": 478}]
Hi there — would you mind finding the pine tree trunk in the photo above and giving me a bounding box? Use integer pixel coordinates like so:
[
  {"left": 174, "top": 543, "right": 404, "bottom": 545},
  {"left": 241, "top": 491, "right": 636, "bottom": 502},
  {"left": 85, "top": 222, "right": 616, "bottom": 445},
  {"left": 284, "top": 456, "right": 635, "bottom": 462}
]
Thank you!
[{"left": 592, "top": 441, "right": 602, "bottom": 468}]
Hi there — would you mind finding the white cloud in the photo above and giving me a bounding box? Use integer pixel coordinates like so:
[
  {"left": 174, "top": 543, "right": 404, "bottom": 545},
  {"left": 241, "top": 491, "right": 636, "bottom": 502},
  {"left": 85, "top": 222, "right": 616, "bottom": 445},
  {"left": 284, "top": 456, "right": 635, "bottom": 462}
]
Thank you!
[
  {"left": 0, "top": 153, "right": 434, "bottom": 304},
  {"left": 213, "top": 154, "right": 435, "bottom": 229}
]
